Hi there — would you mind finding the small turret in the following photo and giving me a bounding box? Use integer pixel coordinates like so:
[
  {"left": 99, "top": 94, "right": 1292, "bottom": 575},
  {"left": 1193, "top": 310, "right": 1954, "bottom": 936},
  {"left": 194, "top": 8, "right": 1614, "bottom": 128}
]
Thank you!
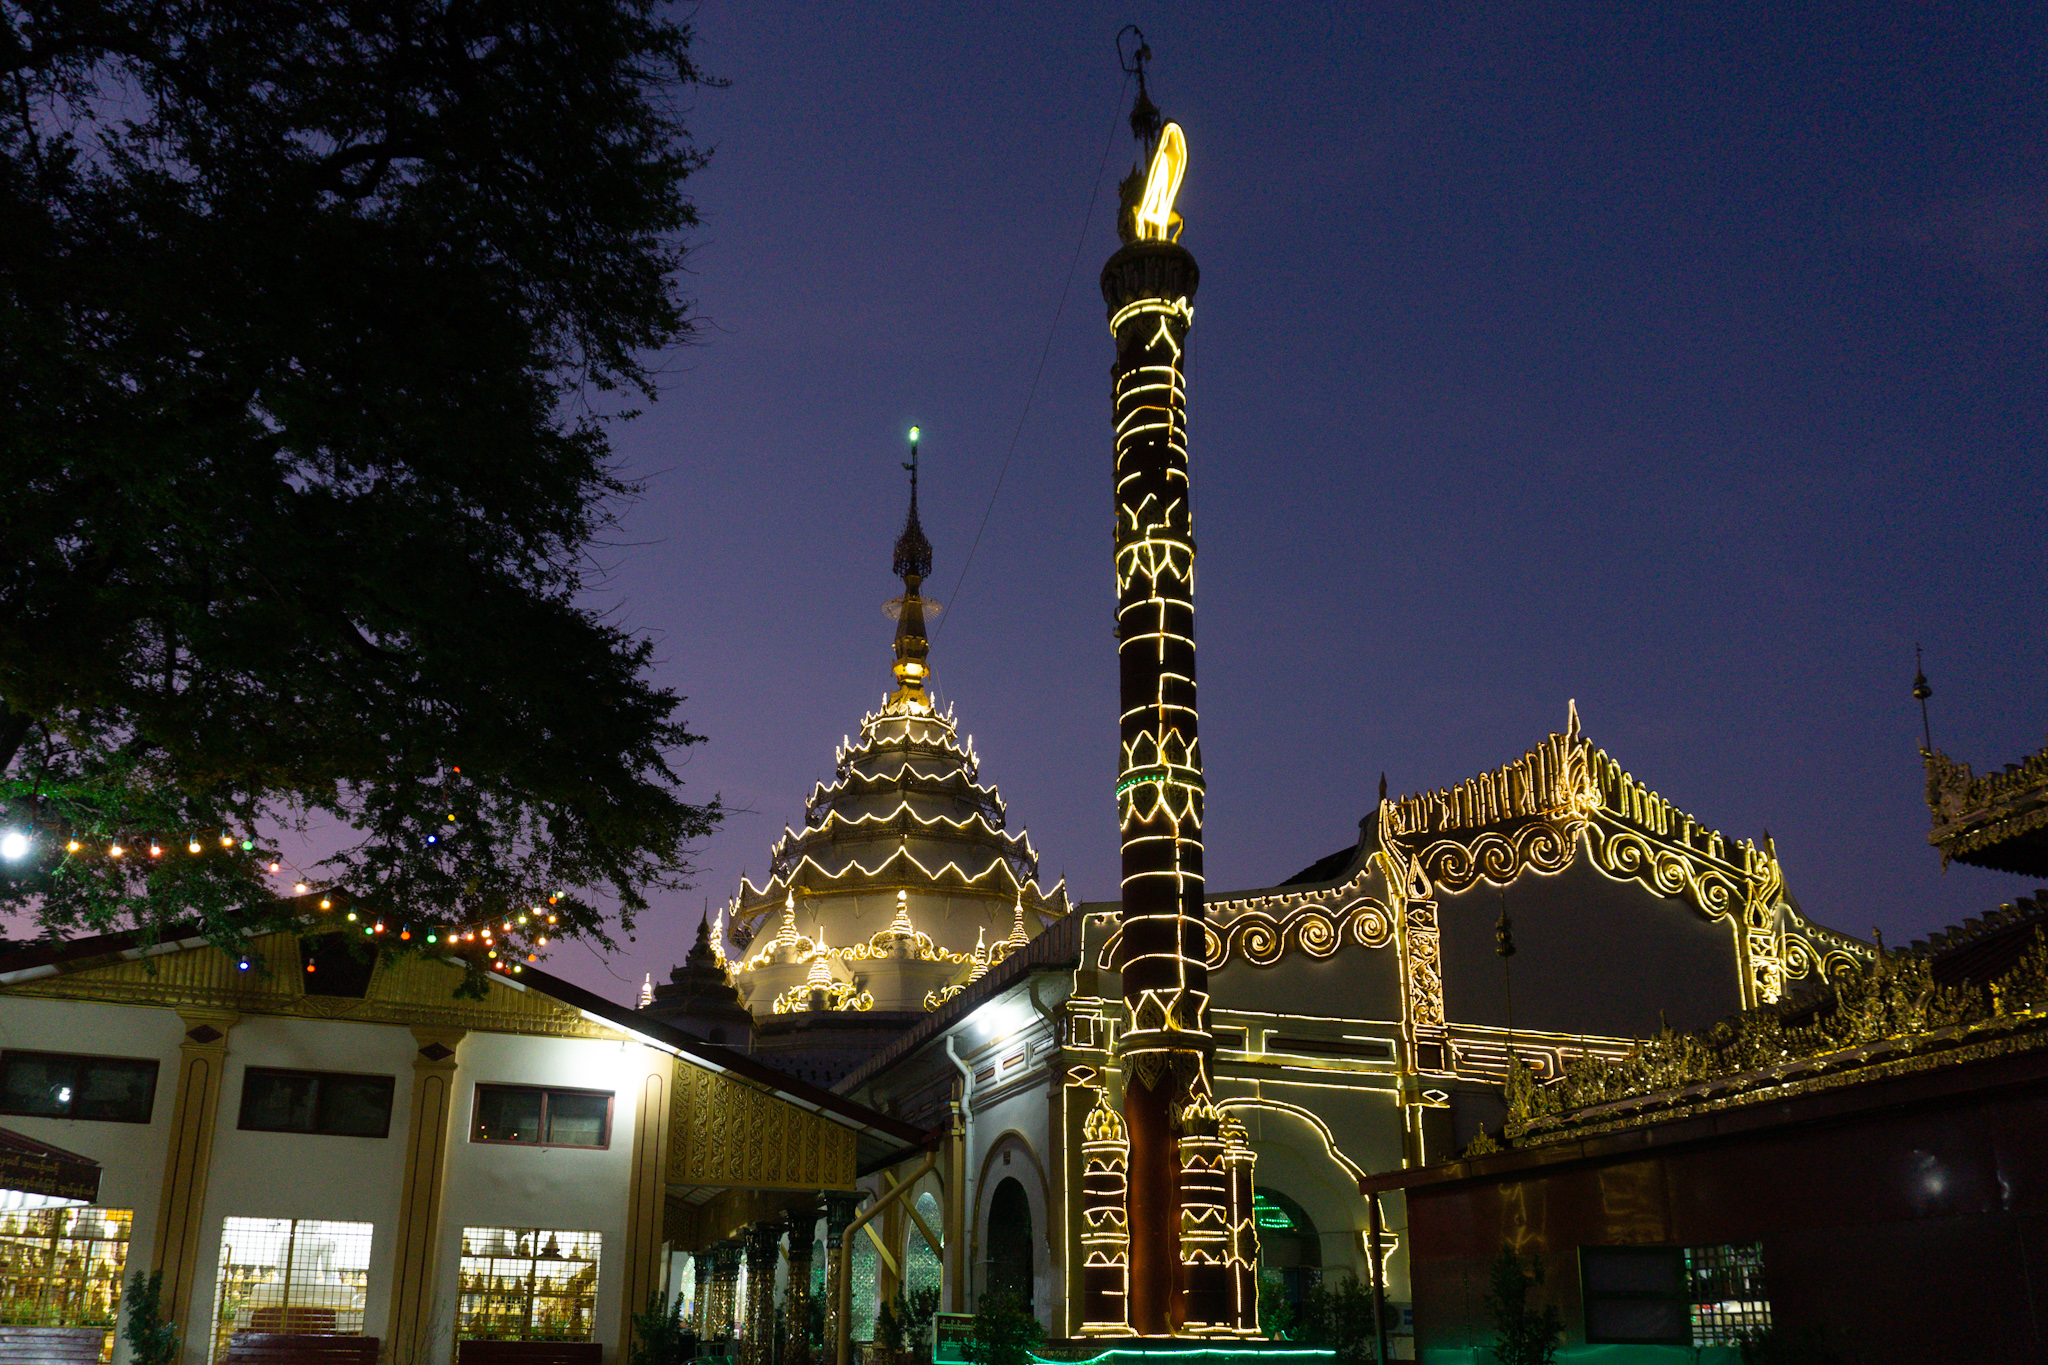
[{"left": 642, "top": 911, "right": 754, "bottom": 1051}]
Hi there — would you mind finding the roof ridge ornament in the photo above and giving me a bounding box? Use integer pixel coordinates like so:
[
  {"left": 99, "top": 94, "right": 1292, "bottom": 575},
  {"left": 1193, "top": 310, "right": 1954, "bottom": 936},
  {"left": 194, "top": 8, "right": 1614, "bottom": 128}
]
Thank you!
[{"left": 886, "top": 427, "right": 940, "bottom": 713}]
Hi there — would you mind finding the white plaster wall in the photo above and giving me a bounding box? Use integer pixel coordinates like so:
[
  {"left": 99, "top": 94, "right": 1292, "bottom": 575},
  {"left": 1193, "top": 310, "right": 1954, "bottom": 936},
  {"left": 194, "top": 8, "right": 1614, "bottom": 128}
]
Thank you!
[
  {"left": 435, "top": 1032, "right": 648, "bottom": 1365},
  {"left": 966, "top": 1081, "right": 1054, "bottom": 1328},
  {"left": 0, "top": 996, "right": 182, "bottom": 1323},
  {"left": 193, "top": 1014, "right": 419, "bottom": 1365}
]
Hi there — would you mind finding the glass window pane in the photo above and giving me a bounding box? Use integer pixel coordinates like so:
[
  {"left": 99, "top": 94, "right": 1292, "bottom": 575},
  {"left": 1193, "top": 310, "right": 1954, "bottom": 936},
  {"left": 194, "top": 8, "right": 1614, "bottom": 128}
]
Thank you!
[
  {"left": 1584, "top": 1249, "right": 1681, "bottom": 1294},
  {"left": 543, "top": 1093, "right": 608, "bottom": 1147},
  {"left": 474, "top": 1088, "right": 543, "bottom": 1143},
  {"left": 74, "top": 1059, "right": 158, "bottom": 1123},
  {"left": 240, "top": 1071, "right": 319, "bottom": 1132},
  {"left": 316, "top": 1075, "right": 394, "bottom": 1137},
  {"left": 1588, "top": 1297, "right": 1687, "bottom": 1342},
  {"left": 0, "top": 1054, "right": 78, "bottom": 1117}
]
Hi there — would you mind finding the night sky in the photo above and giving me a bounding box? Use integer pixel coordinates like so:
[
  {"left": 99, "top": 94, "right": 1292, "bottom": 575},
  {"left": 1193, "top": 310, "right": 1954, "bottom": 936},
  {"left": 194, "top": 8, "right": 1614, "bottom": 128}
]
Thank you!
[{"left": 548, "top": 2, "right": 2047, "bottom": 1003}]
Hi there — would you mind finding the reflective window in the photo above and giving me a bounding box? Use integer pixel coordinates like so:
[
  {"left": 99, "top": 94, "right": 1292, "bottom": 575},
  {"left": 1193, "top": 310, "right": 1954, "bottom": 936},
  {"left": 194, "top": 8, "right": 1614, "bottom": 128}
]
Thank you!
[
  {"left": 0, "top": 1053, "right": 158, "bottom": 1124},
  {"left": 470, "top": 1086, "right": 611, "bottom": 1149},
  {"left": 238, "top": 1069, "right": 394, "bottom": 1138}
]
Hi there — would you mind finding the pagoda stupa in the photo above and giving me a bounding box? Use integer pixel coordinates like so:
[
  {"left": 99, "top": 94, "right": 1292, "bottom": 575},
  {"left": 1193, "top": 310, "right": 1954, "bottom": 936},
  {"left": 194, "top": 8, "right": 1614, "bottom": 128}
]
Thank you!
[{"left": 713, "top": 431, "right": 1071, "bottom": 1085}]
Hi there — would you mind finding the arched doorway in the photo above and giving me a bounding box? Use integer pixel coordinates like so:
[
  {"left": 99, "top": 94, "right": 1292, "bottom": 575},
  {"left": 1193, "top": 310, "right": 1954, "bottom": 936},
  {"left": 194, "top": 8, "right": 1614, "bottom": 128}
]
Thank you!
[
  {"left": 985, "top": 1178, "right": 1032, "bottom": 1313},
  {"left": 1255, "top": 1187, "right": 1322, "bottom": 1309}
]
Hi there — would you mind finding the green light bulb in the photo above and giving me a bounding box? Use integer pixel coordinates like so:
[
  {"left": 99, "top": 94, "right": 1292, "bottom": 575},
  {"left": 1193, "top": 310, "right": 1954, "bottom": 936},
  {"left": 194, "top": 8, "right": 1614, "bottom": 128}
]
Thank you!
[{"left": 908, "top": 426, "right": 920, "bottom": 443}]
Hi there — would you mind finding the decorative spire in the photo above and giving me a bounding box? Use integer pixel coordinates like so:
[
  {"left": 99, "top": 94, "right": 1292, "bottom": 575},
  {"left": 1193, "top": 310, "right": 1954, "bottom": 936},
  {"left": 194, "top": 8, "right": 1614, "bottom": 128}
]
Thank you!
[
  {"left": 1913, "top": 644, "right": 1935, "bottom": 753},
  {"left": 776, "top": 890, "right": 802, "bottom": 952},
  {"left": 967, "top": 927, "right": 989, "bottom": 982},
  {"left": 889, "top": 889, "right": 916, "bottom": 937},
  {"left": 1003, "top": 894, "right": 1030, "bottom": 954},
  {"left": 806, "top": 932, "right": 835, "bottom": 990},
  {"left": 638, "top": 973, "right": 653, "bottom": 1009},
  {"left": 886, "top": 427, "right": 938, "bottom": 711}
]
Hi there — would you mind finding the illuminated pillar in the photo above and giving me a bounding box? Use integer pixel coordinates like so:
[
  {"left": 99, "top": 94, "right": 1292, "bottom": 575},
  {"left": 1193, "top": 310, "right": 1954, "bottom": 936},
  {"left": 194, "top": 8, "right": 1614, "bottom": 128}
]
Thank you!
[
  {"left": 693, "top": 1254, "right": 713, "bottom": 1337},
  {"left": 822, "top": 1193, "right": 860, "bottom": 1353},
  {"left": 1176, "top": 1093, "right": 1229, "bottom": 1334},
  {"left": 1103, "top": 113, "right": 1207, "bottom": 1336},
  {"left": 1078, "top": 1089, "right": 1131, "bottom": 1334},
  {"left": 1221, "top": 1116, "right": 1260, "bottom": 1336},
  {"left": 744, "top": 1223, "right": 780, "bottom": 1365},
  {"left": 710, "top": 1240, "right": 742, "bottom": 1342},
  {"left": 783, "top": 1206, "right": 819, "bottom": 1365}
]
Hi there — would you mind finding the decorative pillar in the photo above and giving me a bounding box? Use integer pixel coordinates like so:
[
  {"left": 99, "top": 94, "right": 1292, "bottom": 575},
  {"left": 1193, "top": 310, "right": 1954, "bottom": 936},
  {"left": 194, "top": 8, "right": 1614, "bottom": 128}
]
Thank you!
[
  {"left": 1078, "top": 1089, "right": 1131, "bottom": 1335},
  {"left": 1221, "top": 1116, "right": 1260, "bottom": 1336},
  {"left": 1175, "top": 1093, "right": 1229, "bottom": 1334},
  {"left": 620, "top": 1050, "right": 678, "bottom": 1356},
  {"left": 151, "top": 1009, "right": 239, "bottom": 1362},
  {"left": 783, "top": 1206, "right": 819, "bottom": 1365},
  {"left": 821, "top": 1194, "right": 860, "bottom": 1354},
  {"left": 744, "top": 1222, "right": 781, "bottom": 1365},
  {"left": 386, "top": 1028, "right": 466, "bottom": 1365},
  {"left": 1103, "top": 90, "right": 1210, "bottom": 1336},
  {"left": 694, "top": 1252, "right": 714, "bottom": 1337},
  {"left": 711, "top": 1240, "right": 743, "bottom": 1342},
  {"left": 944, "top": 1103, "right": 967, "bottom": 1314}
]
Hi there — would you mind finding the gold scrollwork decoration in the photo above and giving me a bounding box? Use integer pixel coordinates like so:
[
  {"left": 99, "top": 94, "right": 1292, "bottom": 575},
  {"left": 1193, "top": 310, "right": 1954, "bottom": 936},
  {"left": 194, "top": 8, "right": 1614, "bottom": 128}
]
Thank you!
[
  {"left": 1590, "top": 823, "right": 1739, "bottom": 919},
  {"left": 1415, "top": 816, "right": 1582, "bottom": 894}
]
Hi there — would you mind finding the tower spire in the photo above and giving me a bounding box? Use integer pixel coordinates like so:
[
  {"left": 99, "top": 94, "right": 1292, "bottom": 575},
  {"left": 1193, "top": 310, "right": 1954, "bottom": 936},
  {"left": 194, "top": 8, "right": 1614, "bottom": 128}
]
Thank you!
[{"left": 887, "top": 427, "right": 938, "bottom": 712}]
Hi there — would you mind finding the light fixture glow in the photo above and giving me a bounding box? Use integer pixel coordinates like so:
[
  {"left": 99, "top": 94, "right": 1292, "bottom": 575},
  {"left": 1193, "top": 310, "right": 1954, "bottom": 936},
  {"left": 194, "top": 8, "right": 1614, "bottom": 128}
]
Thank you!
[{"left": 0, "top": 830, "right": 30, "bottom": 860}]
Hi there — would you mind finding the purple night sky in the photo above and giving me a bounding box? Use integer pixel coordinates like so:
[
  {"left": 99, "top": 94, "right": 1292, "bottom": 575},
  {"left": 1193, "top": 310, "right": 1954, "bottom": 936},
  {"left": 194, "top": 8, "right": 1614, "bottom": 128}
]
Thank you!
[{"left": 542, "top": 2, "right": 2046, "bottom": 1003}]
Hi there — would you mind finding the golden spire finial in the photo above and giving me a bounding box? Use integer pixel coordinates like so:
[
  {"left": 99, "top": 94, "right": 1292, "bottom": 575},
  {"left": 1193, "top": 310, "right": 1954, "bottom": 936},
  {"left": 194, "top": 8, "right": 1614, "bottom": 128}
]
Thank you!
[
  {"left": 1003, "top": 894, "right": 1030, "bottom": 953},
  {"left": 968, "top": 927, "right": 989, "bottom": 982},
  {"left": 886, "top": 428, "right": 939, "bottom": 712},
  {"left": 806, "top": 931, "right": 835, "bottom": 990},
  {"left": 776, "top": 889, "right": 801, "bottom": 952},
  {"left": 890, "top": 889, "right": 916, "bottom": 937}
]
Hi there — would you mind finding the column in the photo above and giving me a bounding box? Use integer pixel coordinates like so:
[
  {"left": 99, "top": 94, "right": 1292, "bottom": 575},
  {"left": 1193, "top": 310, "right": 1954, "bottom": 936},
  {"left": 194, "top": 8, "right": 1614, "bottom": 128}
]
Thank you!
[
  {"left": 619, "top": 1050, "right": 677, "bottom": 1356},
  {"left": 821, "top": 1194, "right": 860, "bottom": 1356},
  {"left": 1103, "top": 122, "right": 1211, "bottom": 1335},
  {"left": 693, "top": 1252, "right": 713, "bottom": 1337},
  {"left": 782, "top": 1206, "right": 818, "bottom": 1365},
  {"left": 944, "top": 1101, "right": 966, "bottom": 1315},
  {"left": 743, "top": 1223, "right": 780, "bottom": 1365},
  {"left": 385, "top": 1027, "right": 466, "bottom": 1365},
  {"left": 150, "top": 1008, "right": 238, "bottom": 1363},
  {"left": 711, "top": 1240, "right": 742, "bottom": 1343}
]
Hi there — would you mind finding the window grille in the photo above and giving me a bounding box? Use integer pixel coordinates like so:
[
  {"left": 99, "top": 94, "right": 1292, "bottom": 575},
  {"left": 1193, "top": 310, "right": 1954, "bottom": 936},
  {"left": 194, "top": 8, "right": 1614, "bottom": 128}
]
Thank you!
[
  {"left": 0, "top": 1207, "right": 132, "bottom": 1361},
  {"left": 210, "top": 1218, "right": 373, "bottom": 1364},
  {"left": 457, "top": 1227, "right": 601, "bottom": 1341},
  {"left": 905, "top": 1194, "right": 942, "bottom": 1301},
  {"left": 849, "top": 1236, "right": 876, "bottom": 1342},
  {"left": 1686, "top": 1243, "right": 1771, "bottom": 1345}
]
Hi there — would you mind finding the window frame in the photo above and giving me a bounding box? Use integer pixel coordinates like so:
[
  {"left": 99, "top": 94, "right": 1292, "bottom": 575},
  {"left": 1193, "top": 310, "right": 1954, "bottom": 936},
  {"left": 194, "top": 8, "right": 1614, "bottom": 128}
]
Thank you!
[
  {"left": 469, "top": 1084, "right": 614, "bottom": 1150},
  {"left": 236, "top": 1066, "right": 396, "bottom": 1138},
  {"left": 0, "top": 1050, "right": 160, "bottom": 1124},
  {"left": 1579, "top": 1245, "right": 1690, "bottom": 1346}
]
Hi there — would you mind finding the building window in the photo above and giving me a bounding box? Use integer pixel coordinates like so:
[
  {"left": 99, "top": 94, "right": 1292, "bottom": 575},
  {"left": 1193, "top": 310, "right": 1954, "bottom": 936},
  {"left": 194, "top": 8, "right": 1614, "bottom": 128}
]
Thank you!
[
  {"left": 456, "top": 1227, "right": 601, "bottom": 1341},
  {"left": 0, "top": 1207, "right": 132, "bottom": 1360},
  {"left": 1686, "top": 1243, "right": 1771, "bottom": 1344},
  {"left": 470, "top": 1086, "right": 611, "bottom": 1149},
  {"left": 237, "top": 1069, "right": 395, "bottom": 1138},
  {"left": 210, "top": 1217, "right": 373, "bottom": 1363},
  {"left": 1581, "top": 1244, "right": 1771, "bottom": 1347},
  {"left": 0, "top": 1053, "right": 158, "bottom": 1124},
  {"left": 1253, "top": 1188, "right": 1322, "bottom": 1311}
]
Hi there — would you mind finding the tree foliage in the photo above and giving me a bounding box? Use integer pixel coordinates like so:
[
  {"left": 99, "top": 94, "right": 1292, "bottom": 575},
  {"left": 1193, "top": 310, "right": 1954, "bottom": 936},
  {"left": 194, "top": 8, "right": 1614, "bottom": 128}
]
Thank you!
[
  {"left": 0, "top": 0, "right": 721, "bottom": 953},
  {"left": 1484, "top": 1246, "right": 1562, "bottom": 1365},
  {"left": 1292, "top": 1273, "right": 1380, "bottom": 1365},
  {"left": 121, "top": 1271, "right": 178, "bottom": 1365},
  {"left": 963, "top": 1292, "right": 1041, "bottom": 1365}
]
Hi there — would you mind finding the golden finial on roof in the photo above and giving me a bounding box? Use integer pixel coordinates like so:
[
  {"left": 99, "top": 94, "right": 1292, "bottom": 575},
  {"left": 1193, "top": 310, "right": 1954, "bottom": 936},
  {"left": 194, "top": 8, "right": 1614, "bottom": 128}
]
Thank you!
[
  {"left": 1003, "top": 894, "right": 1030, "bottom": 954},
  {"left": 885, "top": 428, "right": 941, "bottom": 713},
  {"left": 776, "top": 890, "right": 802, "bottom": 952},
  {"left": 968, "top": 927, "right": 989, "bottom": 982},
  {"left": 806, "top": 932, "right": 835, "bottom": 990},
  {"left": 890, "top": 889, "right": 916, "bottom": 937}
]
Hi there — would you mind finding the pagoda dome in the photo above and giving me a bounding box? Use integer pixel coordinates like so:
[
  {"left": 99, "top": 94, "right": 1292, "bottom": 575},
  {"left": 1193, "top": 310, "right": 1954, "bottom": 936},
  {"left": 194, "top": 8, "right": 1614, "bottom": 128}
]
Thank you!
[{"left": 724, "top": 437, "right": 1071, "bottom": 1028}]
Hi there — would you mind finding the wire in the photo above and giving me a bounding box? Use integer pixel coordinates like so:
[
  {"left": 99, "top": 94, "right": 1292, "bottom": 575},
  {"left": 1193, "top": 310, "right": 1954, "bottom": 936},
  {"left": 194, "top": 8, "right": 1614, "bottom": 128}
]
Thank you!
[{"left": 935, "top": 72, "right": 1131, "bottom": 639}]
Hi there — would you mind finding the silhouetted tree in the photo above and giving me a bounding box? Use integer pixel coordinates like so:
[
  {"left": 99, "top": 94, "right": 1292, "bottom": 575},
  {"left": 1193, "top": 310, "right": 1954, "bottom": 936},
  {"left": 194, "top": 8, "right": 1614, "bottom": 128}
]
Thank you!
[{"left": 0, "top": 0, "right": 721, "bottom": 956}]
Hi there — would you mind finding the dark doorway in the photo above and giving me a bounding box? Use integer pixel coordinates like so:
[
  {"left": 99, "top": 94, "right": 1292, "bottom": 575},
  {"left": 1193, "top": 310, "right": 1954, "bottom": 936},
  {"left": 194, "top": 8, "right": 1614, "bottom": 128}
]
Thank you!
[
  {"left": 985, "top": 1177, "right": 1033, "bottom": 1314},
  {"left": 1255, "top": 1187, "right": 1322, "bottom": 1309}
]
